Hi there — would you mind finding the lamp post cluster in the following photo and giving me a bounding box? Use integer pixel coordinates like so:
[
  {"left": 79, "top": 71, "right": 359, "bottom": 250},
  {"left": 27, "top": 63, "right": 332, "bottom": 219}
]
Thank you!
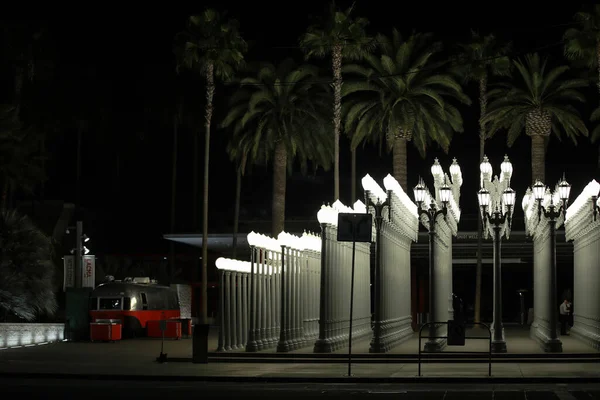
[
  {"left": 477, "top": 155, "right": 515, "bottom": 353},
  {"left": 362, "top": 173, "right": 419, "bottom": 353},
  {"left": 527, "top": 176, "right": 571, "bottom": 351},
  {"left": 66, "top": 221, "right": 91, "bottom": 288},
  {"left": 413, "top": 157, "right": 462, "bottom": 352}
]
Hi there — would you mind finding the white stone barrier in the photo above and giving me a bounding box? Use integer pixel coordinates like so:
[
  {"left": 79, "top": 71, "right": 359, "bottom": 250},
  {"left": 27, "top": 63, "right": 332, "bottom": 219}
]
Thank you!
[
  {"left": 565, "top": 180, "right": 600, "bottom": 349},
  {"left": 363, "top": 174, "right": 420, "bottom": 352},
  {"left": 313, "top": 200, "right": 372, "bottom": 353},
  {"left": 0, "top": 323, "right": 64, "bottom": 348},
  {"left": 215, "top": 231, "right": 321, "bottom": 352}
]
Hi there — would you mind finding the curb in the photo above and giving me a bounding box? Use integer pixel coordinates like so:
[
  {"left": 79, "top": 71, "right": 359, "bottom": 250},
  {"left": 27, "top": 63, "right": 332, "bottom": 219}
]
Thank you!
[{"left": 2, "top": 372, "right": 600, "bottom": 384}]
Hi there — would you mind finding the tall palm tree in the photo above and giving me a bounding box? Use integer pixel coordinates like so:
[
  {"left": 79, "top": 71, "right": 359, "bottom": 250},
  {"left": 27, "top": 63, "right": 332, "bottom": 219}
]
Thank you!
[
  {"left": 453, "top": 31, "right": 511, "bottom": 326},
  {"left": 483, "top": 53, "right": 588, "bottom": 184},
  {"left": 300, "top": 1, "right": 373, "bottom": 201},
  {"left": 175, "top": 10, "right": 247, "bottom": 324},
  {"left": 221, "top": 59, "right": 333, "bottom": 236},
  {"left": 563, "top": 5, "right": 600, "bottom": 164},
  {"left": 0, "top": 105, "right": 44, "bottom": 211},
  {"left": 343, "top": 30, "right": 471, "bottom": 189},
  {"left": 226, "top": 139, "right": 249, "bottom": 258}
]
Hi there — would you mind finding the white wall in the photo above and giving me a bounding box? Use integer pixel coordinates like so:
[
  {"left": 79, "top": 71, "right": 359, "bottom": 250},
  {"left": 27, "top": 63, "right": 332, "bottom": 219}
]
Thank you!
[{"left": 0, "top": 323, "right": 64, "bottom": 348}]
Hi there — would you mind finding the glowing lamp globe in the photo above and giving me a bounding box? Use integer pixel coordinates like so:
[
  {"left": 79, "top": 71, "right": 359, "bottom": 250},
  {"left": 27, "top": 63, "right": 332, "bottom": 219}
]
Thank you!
[
  {"left": 500, "top": 155, "right": 513, "bottom": 180},
  {"left": 558, "top": 178, "right": 571, "bottom": 203},
  {"left": 532, "top": 180, "right": 546, "bottom": 201},
  {"left": 480, "top": 156, "right": 492, "bottom": 181},
  {"left": 413, "top": 181, "right": 427, "bottom": 204},
  {"left": 478, "top": 188, "right": 491, "bottom": 207},
  {"left": 503, "top": 187, "right": 516, "bottom": 207},
  {"left": 431, "top": 158, "right": 443, "bottom": 178},
  {"left": 439, "top": 183, "right": 452, "bottom": 203}
]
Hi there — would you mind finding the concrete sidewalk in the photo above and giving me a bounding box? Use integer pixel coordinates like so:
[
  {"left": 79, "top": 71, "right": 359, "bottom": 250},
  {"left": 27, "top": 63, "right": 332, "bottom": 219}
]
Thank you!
[{"left": 1, "top": 341, "right": 600, "bottom": 383}]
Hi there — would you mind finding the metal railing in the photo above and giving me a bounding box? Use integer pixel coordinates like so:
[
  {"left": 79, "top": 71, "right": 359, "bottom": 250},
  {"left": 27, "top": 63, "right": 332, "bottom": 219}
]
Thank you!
[{"left": 418, "top": 321, "right": 492, "bottom": 377}]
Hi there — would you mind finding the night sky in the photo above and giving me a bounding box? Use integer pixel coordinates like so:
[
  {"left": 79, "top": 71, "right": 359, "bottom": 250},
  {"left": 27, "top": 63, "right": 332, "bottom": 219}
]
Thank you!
[{"left": 5, "top": 2, "right": 596, "bottom": 255}]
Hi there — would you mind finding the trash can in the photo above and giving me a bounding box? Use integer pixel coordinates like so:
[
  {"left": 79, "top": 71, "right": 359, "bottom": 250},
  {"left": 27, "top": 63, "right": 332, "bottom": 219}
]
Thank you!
[{"left": 192, "top": 324, "right": 209, "bottom": 364}]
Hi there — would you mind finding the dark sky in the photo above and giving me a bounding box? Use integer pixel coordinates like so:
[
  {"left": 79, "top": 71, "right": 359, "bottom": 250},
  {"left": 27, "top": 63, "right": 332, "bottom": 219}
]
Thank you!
[{"left": 11, "top": 2, "right": 596, "bottom": 254}]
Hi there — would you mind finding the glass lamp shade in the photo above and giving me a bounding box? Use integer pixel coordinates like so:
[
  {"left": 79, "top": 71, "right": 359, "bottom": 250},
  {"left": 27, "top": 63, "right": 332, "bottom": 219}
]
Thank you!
[
  {"left": 317, "top": 205, "right": 329, "bottom": 224},
  {"left": 532, "top": 180, "right": 546, "bottom": 201},
  {"left": 558, "top": 178, "right": 571, "bottom": 202},
  {"left": 503, "top": 187, "right": 516, "bottom": 207},
  {"left": 413, "top": 182, "right": 427, "bottom": 203},
  {"left": 478, "top": 188, "right": 491, "bottom": 207},
  {"left": 449, "top": 158, "right": 461, "bottom": 178},
  {"left": 439, "top": 183, "right": 452, "bottom": 203},
  {"left": 431, "top": 158, "right": 443, "bottom": 178},
  {"left": 500, "top": 155, "right": 513, "bottom": 179},
  {"left": 480, "top": 156, "right": 492, "bottom": 180}
]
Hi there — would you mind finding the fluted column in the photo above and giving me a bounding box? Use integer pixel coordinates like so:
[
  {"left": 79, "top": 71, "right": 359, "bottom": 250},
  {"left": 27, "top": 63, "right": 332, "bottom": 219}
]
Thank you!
[
  {"left": 315, "top": 224, "right": 333, "bottom": 352},
  {"left": 224, "top": 271, "right": 232, "bottom": 351},
  {"left": 217, "top": 269, "right": 225, "bottom": 351},
  {"left": 246, "top": 247, "right": 258, "bottom": 352}
]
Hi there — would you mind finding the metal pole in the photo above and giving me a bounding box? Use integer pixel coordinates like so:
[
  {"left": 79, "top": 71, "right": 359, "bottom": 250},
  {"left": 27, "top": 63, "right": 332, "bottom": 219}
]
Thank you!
[
  {"left": 277, "top": 246, "right": 287, "bottom": 352},
  {"left": 246, "top": 246, "right": 257, "bottom": 351},
  {"left": 428, "top": 219, "right": 436, "bottom": 340},
  {"left": 75, "top": 221, "right": 83, "bottom": 288},
  {"left": 492, "top": 223, "right": 506, "bottom": 352},
  {"left": 347, "top": 237, "right": 357, "bottom": 377},
  {"left": 549, "top": 217, "right": 558, "bottom": 341},
  {"left": 370, "top": 212, "right": 383, "bottom": 352}
]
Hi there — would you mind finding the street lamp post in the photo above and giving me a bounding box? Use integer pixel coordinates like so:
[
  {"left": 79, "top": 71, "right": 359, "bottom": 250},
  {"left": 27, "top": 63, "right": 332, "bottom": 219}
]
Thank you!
[
  {"left": 532, "top": 177, "right": 571, "bottom": 351},
  {"left": 478, "top": 155, "right": 516, "bottom": 353},
  {"left": 363, "top": 182, "right": 391, "bottom": 354},
  {"left": 413, "top": 162, "right": 452, "bottom": 352}
]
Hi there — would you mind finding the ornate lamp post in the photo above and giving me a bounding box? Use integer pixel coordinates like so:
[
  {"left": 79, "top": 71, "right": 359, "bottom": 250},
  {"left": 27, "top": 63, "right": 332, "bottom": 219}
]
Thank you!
[
  {"left": 362, "top": 175, "right": 391, "bottom": 353},
  {"left": 413, "top": 158, "right": 453, "bottom": 352},
  {"left": 532, "top": 177, "right": 571, "bottom": 351},
  {"left": 477, "top": 155, "right": 516, "bottom": 353}
]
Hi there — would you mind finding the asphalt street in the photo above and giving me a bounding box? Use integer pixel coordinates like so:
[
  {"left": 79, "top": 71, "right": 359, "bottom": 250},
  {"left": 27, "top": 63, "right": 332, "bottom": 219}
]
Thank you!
[{"left": 3, "top": 379, "right": 600, "bottom": 399}]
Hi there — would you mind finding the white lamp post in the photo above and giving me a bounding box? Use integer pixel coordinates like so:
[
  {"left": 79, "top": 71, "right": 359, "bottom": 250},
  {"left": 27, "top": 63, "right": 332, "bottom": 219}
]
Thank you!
[
  {"left": 477, "top": 154, "right": 516, "bottom": 353},
  {"left": 531, "top": 176, "right": 571, "bottom": 352},
  {"left": 413, "top": 158, "right": 457, "bottom": 352}
]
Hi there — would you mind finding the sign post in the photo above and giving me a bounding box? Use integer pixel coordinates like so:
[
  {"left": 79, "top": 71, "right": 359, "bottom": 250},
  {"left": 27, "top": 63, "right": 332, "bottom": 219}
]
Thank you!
[
  {"left": 157, "top": 312, "right": 167, "bottom": 363},
  {"left": 337, "top": 212, "right": 372, "bottom": 377}
]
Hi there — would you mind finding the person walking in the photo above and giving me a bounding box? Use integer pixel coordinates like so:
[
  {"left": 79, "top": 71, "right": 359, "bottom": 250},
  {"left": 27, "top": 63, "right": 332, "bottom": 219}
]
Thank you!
[{"left": 560, "top": 299, "right": 569, "bottom": 335}]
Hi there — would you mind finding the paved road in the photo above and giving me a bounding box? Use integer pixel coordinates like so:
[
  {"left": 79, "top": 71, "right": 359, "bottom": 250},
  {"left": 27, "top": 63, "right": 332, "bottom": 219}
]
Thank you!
[{"left": 4, "top": 378, "right": 600, "bottom": 399}]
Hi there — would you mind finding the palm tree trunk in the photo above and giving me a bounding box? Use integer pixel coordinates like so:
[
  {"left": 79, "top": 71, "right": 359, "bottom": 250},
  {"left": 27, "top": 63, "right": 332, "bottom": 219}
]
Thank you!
[
  {"left": 272, "top": 141, "right": 287, "bottom": 237},
  {"left": 76, "top": 122, "right": 83, "bottom": 209},
  {"left": 332, "top": 43, "right": 342, "bottom": 201},
  {"left": 201, "top": 62, "right": 215, "bottom": 325},
  {"left": 474, "top": 75, "right": 487, "bottom": 325},
  {"left": 392, "top": 135, "right": 408, "bottom": 190},
  {"left": 596, "top": 40, "right": 600, "bottom": 169},
  {"left": 40, "top": 135, "right": 45, "bottom": 202},
  {"left": 351, "top": 146, "right": 356, "bottom": 203},
  {"left": 169, "top": 112, "right": 179, "bottom": 283},
  {"left": 232, "top": 167, "right": 242, "bottom": 259},
  {"left": 14, "top": 66, "right": 24, "bottom": 117},
  {"left": 531, "top": 135, "right": 545, "bottom": 184}
]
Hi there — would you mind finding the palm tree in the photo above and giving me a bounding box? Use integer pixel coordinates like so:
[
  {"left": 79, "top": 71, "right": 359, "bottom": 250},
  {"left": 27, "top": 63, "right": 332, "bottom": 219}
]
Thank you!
[
  {"left": 300, "top": 1, "right": 373, "bottom": 201},
  {"left": 563, "top": 5, "right": 600, "bottom": 164},
  {"left": 483, "top": 53, "right": 588, "bottom": 184},
  {"left": 453, "top": 31, "right": 511, "bottom": 326},
  {"left": 221, "top": 59, "right": 333, "bottom": 236},
  {"left": 226, "top": 139, "right": 249, "bottom": 258},
  {"left": 0, "top": 105, "right": 44, "bottom": 211},
  {"left": 0, "top": 209, "right": 57, "bottom": 322},
  {"left": 343, "top": 30, "right": 471, "bottom": 189},
  {"left": 175, "top": 10, "right": 247, "bottom": 324}
]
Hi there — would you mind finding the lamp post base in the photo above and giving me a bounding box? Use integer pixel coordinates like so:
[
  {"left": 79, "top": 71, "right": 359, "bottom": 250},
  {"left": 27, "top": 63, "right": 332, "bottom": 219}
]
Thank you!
[
  {"left": 423, "top": 339, "right": 445, "bottom": 353},
  {"left": 491, "top": 340, "right": 507, "bottom": 353},
  {"left": 313, "top": 339, "right": 334, "bottom": 353},
  {"left": 543, "top": 339, "right": 563, "bottom": 353}
]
